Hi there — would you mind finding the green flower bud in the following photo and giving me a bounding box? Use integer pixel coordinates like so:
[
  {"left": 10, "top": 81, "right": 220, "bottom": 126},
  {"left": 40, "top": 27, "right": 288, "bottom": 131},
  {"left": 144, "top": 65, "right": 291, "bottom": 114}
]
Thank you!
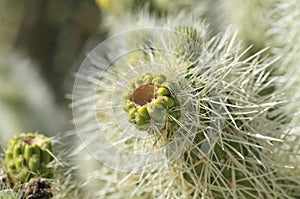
[
  {"left": 19, "top": 168, "right": 29, "bottom": 184},
  {"left": 24, "top": 145, "right": 34, "bottom": 163},
  {"left": 160, "top": 96, "right": 175, "bottom": 108},
  {"left": 41, "top": 150, "right": 52, "bottom": 165},
  {"left": 7, "top": 160, "right": 15, "bottom": 170},
  {"left": 129, "top": 108, "right": 138, "bottom": 120},
  {"left": 152, "top": 76, "right": 165, "bottom": 84},
  {"left": 137, "top": 106, "right": 150, "bottom": 119},
  {"left": 13, "top": 143, "right": 22, "bottom": 162},
  {"left": 135, "top": 112, "right": 149, "bottom": 126},
  {"left": 122, "top": 92, "right": 131, "bottom": 100},
  {"left": 157, "top": 87, "right": 170, "bottom": 96},
  {"left": 122, "top": 73, "right": 181, "bottom": 138},
  {"left": 28, "top": 155, "right": 40, "bottom": 172},
  {"left": 143, "top": 74, "right": 153, "bottom": 83},
  {"left": 15, "top": 155, "right": 24, "bottom": 171},
  {"left": 123, "top": 100, "right": 135, "bottom": 112},
  {"left": 5, "top": 151, "right": 13, "bottom": 161},
  {"left": 5, "top": 133, "right": 54, "bottom": 184}
]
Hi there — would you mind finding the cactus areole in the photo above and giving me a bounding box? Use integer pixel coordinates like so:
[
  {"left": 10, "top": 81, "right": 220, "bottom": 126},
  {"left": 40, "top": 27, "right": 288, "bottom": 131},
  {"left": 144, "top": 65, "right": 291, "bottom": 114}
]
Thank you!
[{"left": 122, "top": 73, "right": 181, "bottom": 135}]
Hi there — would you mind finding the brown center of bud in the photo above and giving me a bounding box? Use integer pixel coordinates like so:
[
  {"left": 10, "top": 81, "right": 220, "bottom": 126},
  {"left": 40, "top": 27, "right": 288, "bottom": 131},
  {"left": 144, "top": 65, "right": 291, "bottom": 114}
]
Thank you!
[
  {"left": 132, "top": 84, "right": 156, "bottom": 106},
  {"left": 20, "top": 137, "right": 44, "bottom": 146}
]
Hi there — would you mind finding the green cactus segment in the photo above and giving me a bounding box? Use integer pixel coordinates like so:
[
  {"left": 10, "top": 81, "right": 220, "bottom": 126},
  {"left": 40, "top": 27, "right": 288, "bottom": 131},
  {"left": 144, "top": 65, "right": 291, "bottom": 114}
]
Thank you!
[
  {"left": 5, "top": 133, "right": 54, "bottom": 184},
  {"left": 174, "top": 26, "right": 206, "bottom": 91},
  {"left": 174, "top": 26, "right": 202, "bottom": 63},
  {"left": 182, "top": 131, "right": 267, "bottom": 198},
  {"left": 123, "top": 73, "right": 181, "bottom": 136}
]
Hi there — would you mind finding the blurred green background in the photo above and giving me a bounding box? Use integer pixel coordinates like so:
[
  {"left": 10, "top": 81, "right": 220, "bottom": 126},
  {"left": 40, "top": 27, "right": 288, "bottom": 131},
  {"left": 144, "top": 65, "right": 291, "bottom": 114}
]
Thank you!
[
  {"left": 0, "top": 0, "right": 104, "bottom": 144},
  {"left": 0, "top": 0, "right": 272, "bottom": 150}
]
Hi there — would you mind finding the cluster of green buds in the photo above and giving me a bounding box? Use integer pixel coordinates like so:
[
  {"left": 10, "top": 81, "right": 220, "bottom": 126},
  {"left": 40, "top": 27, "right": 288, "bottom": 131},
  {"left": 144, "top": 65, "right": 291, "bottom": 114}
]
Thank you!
[
  {"left": 122, "top": 73, "right": 181, "bottom": 138},
  {"left": 5, "top": 133, "right": 54, "bottom": 184}
]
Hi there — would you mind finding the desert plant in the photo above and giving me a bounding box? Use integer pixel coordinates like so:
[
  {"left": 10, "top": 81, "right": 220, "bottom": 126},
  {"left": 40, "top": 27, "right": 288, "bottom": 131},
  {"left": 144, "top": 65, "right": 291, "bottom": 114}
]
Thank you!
[
  {"left": 5, "top": 133, "right": 54, "bottom": 184},
  {"left": 264, "top": 0, "right": 300, "bottom": 196},
  {"left": 0, "top": 132, "right": 87, "bottom": 199},
  {"left": 72, "top": 12, "right": 300, "bottom": 198}
]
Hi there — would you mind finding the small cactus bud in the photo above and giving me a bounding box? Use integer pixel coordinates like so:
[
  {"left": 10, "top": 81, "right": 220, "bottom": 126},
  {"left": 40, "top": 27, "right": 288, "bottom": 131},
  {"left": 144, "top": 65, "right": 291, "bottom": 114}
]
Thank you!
[
  {"left": 152, "top": 76, "right": 165, "bottom": 84},
  {"left": 157, "top": 87, "right": 170, "bottom": 96},
  {"left": 28, "top": 155, "right": 40, "bottom": 172},
  {"left": 160, "top": 96, "right": 175, "bottom": 108},
  {"left": 4, "top": 133, "right": 54, "bottom": 184},
  {"left": 143, "top": 74, "right": 153, "bottom": 83},
  {"left": 134, "top": 112, "right": 149, "bottom": 126},
  {"left": 122, "top": 73, "right": 181, "bottom": 139},
  {"left": 137, "top": 106, "right": 150, "bottom": 119}
]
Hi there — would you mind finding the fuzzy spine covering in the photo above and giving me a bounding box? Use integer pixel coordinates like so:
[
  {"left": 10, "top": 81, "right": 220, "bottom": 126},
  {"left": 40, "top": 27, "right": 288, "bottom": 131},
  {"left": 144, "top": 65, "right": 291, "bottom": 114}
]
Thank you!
[{"left": 72, "top": 14, "right": 299, "bottom": 198}]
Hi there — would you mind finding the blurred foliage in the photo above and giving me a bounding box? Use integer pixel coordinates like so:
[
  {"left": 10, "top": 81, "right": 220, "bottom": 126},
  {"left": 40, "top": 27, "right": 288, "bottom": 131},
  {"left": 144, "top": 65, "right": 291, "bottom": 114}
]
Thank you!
[
  {"left": 0, "top": 0, "right": 103, "bottom": 140},
  {"left": 11, "top": 0, "right": 102, "bottom": 105}
]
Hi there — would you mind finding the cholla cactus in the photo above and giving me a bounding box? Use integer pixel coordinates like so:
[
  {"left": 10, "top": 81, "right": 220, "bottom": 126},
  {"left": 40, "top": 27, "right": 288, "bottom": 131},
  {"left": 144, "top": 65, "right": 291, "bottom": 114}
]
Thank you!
[
  {"left": 72, "top": 13, "right": 299, "bottom": 198},
  {"left": 265, "top": 0, "right": 300, "bottom": 196},
  {"left": 49, "top": 132, "right": 91, "bottom": 199},
  {"left": 4, "top": 133, "right": 54, "bottom": 184},
  {"left": 122, "top": 73, "right": 181, "bottom": 142},
  {"left": 1, "top": 132, "right": 87, "bottom": 199}
]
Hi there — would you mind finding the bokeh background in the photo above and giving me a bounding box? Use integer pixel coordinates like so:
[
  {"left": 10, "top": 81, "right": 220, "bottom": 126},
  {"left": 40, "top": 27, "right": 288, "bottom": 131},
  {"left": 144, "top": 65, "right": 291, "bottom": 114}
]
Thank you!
[
  {"left": 0, "top": 0, "right": 105, "bottom": 145},
  {"left": 0, "top": 0, "right": 269, "bottom": 145}
]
